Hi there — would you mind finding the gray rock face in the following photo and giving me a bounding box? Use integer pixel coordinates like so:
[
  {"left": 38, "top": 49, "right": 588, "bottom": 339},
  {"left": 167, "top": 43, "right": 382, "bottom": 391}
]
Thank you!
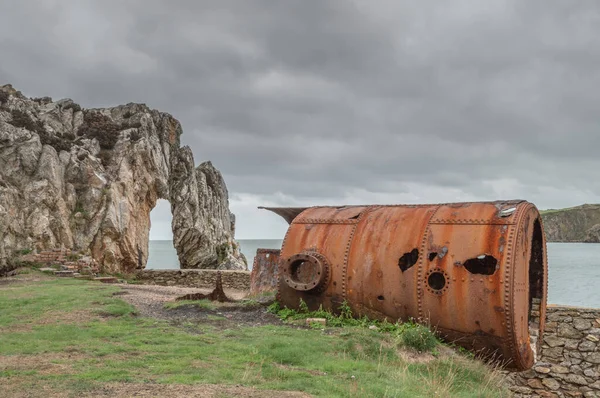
[
  {"left": 541, "top": 204, "right": 600, "bottom": 242},
  {"left": 0, "top": 84, "right": 246, "bottom": 273}
]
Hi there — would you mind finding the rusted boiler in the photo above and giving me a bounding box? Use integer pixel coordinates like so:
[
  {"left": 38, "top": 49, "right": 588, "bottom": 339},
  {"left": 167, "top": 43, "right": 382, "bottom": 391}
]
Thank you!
[{"left": 259, "top": 201, "right": 547, "bottom": 370}]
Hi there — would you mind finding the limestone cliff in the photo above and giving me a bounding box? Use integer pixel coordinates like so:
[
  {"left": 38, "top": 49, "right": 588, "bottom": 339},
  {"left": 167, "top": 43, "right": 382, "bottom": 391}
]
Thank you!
[
  {"left": 541, "top": 204, "right": 600, "bottom": 243},
  {"left": 0, "top": 84, "right": 246, "bottom": 273}
]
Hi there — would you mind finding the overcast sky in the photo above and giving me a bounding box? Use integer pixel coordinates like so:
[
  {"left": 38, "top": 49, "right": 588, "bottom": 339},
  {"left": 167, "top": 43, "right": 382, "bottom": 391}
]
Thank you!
[{"left": 2, "top": 1, "right": 600, "bottom": 240}]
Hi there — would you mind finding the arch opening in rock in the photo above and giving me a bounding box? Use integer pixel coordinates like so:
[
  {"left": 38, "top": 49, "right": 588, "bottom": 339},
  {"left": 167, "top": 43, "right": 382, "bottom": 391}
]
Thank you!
[{"left": 147, "top": 199, "right": 179, "bottom": 269}]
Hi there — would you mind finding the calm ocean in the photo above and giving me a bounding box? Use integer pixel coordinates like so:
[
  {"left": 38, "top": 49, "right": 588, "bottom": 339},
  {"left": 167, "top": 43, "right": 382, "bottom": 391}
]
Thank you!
[{"left": 147, "top": 240, "right": 600, "bottom": 308}]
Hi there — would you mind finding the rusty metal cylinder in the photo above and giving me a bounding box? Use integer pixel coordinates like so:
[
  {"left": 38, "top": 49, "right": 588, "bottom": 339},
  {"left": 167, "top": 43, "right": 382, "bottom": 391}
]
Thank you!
[{"left": 262, "top": 201, "right": 547, "bottom": 370}]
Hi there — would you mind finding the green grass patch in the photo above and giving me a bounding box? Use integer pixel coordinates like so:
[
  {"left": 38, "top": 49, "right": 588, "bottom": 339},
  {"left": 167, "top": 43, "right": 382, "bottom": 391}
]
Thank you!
[
  {"left": 268, "top": 300, "right": 439, "bottom": 352},
  {"left": 0, "top": 274, "right": 508, "bottom": 397}
]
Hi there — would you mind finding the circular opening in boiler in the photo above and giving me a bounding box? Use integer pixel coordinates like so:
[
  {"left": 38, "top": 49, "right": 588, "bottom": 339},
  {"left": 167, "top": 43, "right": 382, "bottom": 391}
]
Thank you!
[
  {"left": 428, "top": 272, "right": 446, "bottom": 291},
  {"left": 290, "top": 259, "right": 320, "bottom": 285}
]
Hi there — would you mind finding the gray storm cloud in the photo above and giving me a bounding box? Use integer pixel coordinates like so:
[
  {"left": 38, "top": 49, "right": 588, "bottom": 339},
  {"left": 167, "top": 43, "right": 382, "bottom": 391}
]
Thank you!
[{"left": 1, "top": 0, "right": 599, "bottom": 239}]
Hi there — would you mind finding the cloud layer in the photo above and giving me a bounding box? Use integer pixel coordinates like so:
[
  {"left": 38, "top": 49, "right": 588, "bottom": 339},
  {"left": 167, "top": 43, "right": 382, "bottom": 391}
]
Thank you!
[{"left": 2, "top": 1, "right": 599, "bottom": 239}]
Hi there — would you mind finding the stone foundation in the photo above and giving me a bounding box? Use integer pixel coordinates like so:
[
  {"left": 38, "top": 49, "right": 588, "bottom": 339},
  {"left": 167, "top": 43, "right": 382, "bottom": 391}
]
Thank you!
[
  {"left": 135, "top": 269, "right": 250, "bottom": 291},
  {"left": 505, "top": 305, "right": 600, "bottom": 397}
]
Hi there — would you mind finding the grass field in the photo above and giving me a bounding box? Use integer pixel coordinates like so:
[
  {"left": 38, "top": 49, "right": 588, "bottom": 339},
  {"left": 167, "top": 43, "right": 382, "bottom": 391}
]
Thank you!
[{"left": 0, "top": 269, "right": 509, "bottom": 397}]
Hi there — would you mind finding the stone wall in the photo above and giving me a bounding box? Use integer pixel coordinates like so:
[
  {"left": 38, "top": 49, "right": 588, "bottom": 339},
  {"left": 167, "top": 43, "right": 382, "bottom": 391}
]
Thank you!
[
  {"left": 136, "top": 269, "right": 250, "bottom": 291},
  {"left": 505, "top": 305, "right": 600, "bottom": 397}
]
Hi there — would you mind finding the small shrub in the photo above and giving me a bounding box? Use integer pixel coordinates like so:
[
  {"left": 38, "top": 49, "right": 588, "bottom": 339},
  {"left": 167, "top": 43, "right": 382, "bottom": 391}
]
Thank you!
[
  {"left": 62, "top": 102, "right": 82, "bottom": 112},
  {"left": 0, "top": 90, "right": 9, "bottom": 105},
  {"left": 31, "top": 96, "right": 52, "bottom": 104},
  {"left": 9, "top": 109, "right": 44, "bottom": 133},
  {"left": 18, "top": 248, "right": 32, "bottom": 255},
  {"left": 399, "top": 323, "right": 438, "bottom": 352},
  {"left": 77, "top": 111, "right": 122, "bottom": 150}
]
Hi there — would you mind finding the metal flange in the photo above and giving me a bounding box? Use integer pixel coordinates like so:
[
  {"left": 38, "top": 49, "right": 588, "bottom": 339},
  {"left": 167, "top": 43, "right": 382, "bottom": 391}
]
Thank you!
[{"left": 282, "top": 252, "right": 330, "bottom": 293}]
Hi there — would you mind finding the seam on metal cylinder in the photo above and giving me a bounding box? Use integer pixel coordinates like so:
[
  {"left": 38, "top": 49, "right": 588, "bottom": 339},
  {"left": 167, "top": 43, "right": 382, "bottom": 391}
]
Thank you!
[
  {"left": 417, "top": 206, "right": 441, "bottom": 321},
  {"left": 430, "top": 219, "right": 515, "bottom": 225},
  {"left": 503, "top": 223, "right": 516, "bottom": 364},
  {"left": 342, "top": 208, "right": 374, "bottom": 302},
  {"left": 293, "top": 218, "right": 360, "bottom": 225},
  {"left": 342, "top": 226, "right": 357, "bottom": 302}
]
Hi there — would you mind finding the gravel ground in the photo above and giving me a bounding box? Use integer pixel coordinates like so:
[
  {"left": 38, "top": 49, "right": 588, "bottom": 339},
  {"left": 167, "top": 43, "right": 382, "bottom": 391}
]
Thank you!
[{"left": 115, "top": 283, "right": 282, "bottom": 330}]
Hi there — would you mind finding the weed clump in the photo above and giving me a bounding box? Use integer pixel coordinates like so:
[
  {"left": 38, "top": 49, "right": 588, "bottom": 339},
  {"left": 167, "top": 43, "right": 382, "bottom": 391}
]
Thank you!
[
  {"left": 268, "top": 299, "right": 440, "bottom": 352},
  {"left": 399, "top": 323, "right": 438, "bottom": 352}
]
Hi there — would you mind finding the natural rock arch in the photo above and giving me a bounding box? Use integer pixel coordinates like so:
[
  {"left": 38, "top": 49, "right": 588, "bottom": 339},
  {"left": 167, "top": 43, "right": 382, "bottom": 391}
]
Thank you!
[{"left": 0, "top": 84, "right": 246, "bottom": 273}]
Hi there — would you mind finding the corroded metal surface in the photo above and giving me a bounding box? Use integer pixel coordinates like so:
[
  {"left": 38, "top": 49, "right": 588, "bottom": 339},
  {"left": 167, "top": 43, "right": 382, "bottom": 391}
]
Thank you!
[
  {"left": 260, "top": 201, "right": 547, "bottom": 370},
  {"left": 250, "top": 249, "right": 281, "bottom": 295}
]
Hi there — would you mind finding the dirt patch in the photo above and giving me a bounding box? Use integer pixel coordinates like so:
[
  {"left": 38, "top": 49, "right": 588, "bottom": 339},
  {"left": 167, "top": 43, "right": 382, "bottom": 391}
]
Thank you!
[
  {"left": 399, "top": 345, "right": 457, "bottom": 364},
  {"left": 0, "top": 353, "right": 82, "bottom": 375},
  {"left": 83, "top": 382, "right": 311, "bottom": 397},
  {"left": 1, "top": 378, "right": 310, "bottom": 398},
  {"left": 1, "top": 309, "right": 99, "bottom": 333},
  {"left": 1, "top": 378, "right": 70, "bottom": 398},
  {"left": 116, "top": 283, "right": 282, "bottom": 330},
  {"left": 0, "top": 269, "right": 55, "bottom": 284}
]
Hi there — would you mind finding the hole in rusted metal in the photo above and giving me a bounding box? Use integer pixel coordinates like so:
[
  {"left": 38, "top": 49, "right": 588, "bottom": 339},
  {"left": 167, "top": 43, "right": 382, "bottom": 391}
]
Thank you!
[
  {"left": 428, "top": 252, "right": 438, "bottom": 261},
  {"left": 290, "top": 259, "right": 318, "bottom": 284},
  {"left": 428, "top": 272, "right": 446, "bottom": 290},
  {"left": 349, "top": 214, "right": 360, "bottom": 220},
  {"left": 463, "top": 255, "right": 498, "bottom": 275},
  {"left": 398, "top": 249, "right": 419, "bottom": 272},
  {"left": 377, "top": 295, "right": 384, "bottom": 301}
]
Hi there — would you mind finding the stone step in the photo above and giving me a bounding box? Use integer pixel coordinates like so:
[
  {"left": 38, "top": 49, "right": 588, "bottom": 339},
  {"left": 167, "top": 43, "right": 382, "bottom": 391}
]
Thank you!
[
  {"left": 93, "top": 277, "right": 118, "bottom": 284},
  {"left": 55, "top": 270, "right": 74, "bottom": 277}
]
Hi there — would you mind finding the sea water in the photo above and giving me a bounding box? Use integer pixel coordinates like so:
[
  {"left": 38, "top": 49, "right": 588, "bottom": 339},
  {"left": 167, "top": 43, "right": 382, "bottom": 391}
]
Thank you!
[{"left": 146, "top": 240, "right": 600, "bottom": 307}]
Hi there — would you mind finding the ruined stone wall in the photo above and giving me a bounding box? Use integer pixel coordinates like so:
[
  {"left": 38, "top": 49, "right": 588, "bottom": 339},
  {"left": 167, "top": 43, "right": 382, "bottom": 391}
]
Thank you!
[
  {"left": 505, "top": 305, "right": 600, "bottom": 397},
  {"left": 136, "top": 269, "right": 250, "bottom": 291}
]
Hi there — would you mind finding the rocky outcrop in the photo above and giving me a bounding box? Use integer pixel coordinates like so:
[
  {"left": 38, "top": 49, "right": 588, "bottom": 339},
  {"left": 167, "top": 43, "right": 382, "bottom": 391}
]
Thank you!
[
  {"left": 0, "top": 84, "right": 246, "bottom": 273},
  {"left": 170, "top": 150, "right": 246, "bottom": 270},
  {"left": 541, "top": 204, "right": 600, "bottom": 243}
]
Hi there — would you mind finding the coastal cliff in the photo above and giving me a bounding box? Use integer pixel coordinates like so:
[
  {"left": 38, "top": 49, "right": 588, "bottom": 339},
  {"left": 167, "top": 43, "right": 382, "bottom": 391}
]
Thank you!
[
  {"left": 0, "top": 84, "right": 246, "bottom": 273},
  {"left": 541, "top": 204, "right": 600, "bottom": 243}
]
